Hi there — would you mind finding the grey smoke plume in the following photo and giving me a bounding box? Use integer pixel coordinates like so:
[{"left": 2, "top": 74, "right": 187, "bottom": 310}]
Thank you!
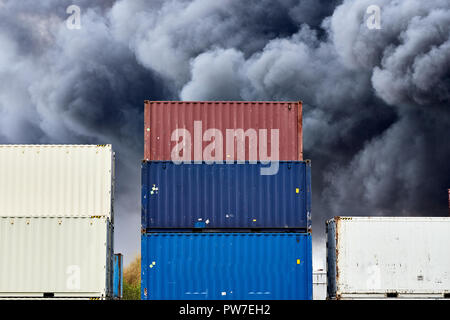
[{"left": 0, "top": 0, "right": 449, "bottom": 265}]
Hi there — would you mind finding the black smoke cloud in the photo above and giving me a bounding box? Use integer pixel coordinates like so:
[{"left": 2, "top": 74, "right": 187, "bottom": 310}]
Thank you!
[{"left": 0, "top": 0, "right": 449, "bottom": 266}]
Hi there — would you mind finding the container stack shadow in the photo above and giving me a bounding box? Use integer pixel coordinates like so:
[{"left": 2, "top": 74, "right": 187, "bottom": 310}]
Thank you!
[{"left": 141, "top": 101, "right": 313, "bottom": 300}]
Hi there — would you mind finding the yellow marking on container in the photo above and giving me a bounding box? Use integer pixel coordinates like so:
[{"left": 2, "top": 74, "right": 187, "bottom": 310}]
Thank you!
[
  {"left": 253, "top": 219, "right": 257, "bottom": 222},
  {"left": 296, "top": 188, "right": 300, "bottom": 193},
  {"left": 297, "top": 259, "right": 301, "bottom": 264}
]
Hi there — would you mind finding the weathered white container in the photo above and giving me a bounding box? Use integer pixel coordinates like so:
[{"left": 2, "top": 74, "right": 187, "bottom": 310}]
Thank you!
[
  {"left": 0, "top": 145, "right": 114, "bottom": 220},
  {"left": 313, "top": 270, "right": 327, "bottom": 300},
  {"left": 0, "top": 217, "right": 113, "bottom": 299},
  {"left": 326, "top": 217, "right": 450, "bottom": 300}
]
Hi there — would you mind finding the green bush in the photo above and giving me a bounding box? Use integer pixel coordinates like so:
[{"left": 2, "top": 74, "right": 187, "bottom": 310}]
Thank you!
[{"left": 123, "top": 281, "right": 141, "bottom": 300}]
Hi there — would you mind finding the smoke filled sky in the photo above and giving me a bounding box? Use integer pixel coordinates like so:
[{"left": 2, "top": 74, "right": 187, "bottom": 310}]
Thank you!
[{"left": 0, "top": 0, "right": 449, "bottom": 266}]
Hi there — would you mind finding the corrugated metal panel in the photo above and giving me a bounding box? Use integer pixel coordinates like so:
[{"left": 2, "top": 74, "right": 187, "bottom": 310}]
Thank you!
[
  {"left": 107, "top": 219, "right": 114, "bottom": 296},
  {"left": 0, "top": 217, "right": 113, "bottom": 298},
  {"left": 326, "top": 217, "right": 450, "bottom": 300},
  {"left": 113, "top": 253, "right": 123, "bottom": 299},
  {"left": 141, "top": 161, "right": 311, "bottom": 230},
  {"left": 141, "top": 233, "right": 312, "bottom": 300},
  {"left": 0, "top": 145, "right": 114, "bottom": 219},
  {"left": 144, "top": 101, "right": 303, "bottom": 161}
]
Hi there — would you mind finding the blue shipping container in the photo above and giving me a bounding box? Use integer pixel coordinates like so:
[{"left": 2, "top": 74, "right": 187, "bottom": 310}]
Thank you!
[
  {"left": 141, "top": 161, "right": 311, "bottom": 230},
  {"left": 113, "top": 253, "right": 123, "bottom": 299},
  {"left": 141, "top": 233, "right": 312, "bottom": 300}
]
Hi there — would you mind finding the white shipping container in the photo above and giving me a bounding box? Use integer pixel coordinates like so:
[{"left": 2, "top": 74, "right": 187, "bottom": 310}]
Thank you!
[
  {"left": 0, "top": 145, "right": 114, "bottom": 219},
  {"left": 326, "top": 217, "right": 450, "bottom": 299},
  {"left": 313, "top": 270, "right": 327, "bottom": 300},
  {"left": 0, "top": 217, "right": 113, "bottom": 299}
]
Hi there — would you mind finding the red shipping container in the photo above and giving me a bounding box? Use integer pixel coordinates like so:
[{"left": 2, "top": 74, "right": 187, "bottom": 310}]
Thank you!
[{"left": 144, "top": 101, "right": 303, "bottom": 161}]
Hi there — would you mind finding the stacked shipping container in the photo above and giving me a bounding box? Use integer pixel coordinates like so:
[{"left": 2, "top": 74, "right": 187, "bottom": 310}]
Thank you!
[
  {"left": 113, "top": 253, "right": 123, "bottom": 299},
  {"left": 141, "top": 161, "right": 311, "bottom": 230},
  {"left": 326, "top": 217, "right": 450, "bottom": 299},
  {"left": 142, "top": 233, "right": 312, "bottom": 300},
  {"left": 0, "top": 145, "right": 115, "bottom": 299},
  {"left": 141, "top": 101, "right": 312, "bottom": 300},
  {"left": 313, "top": 270, "right": 327, "bottom": 300}
]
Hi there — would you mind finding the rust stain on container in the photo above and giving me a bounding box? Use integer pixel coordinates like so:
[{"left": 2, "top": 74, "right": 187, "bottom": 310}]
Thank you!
[
  {"left": 335, "top": 217, "right": 340, "bottom": 298},
  {"left": 297, "top": 102, "right": 303, "bottom": 161},
  {"left": 144, "top": 101, "right": 303, "bottom": 161}
]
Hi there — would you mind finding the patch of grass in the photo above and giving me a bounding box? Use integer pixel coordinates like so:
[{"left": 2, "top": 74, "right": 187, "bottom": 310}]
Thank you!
[
  {"left": 123, "top": 255, "right": 141, "bottom": 300},
  {"left": 123, "top": 282, "right": 141, "bottom": 300}
]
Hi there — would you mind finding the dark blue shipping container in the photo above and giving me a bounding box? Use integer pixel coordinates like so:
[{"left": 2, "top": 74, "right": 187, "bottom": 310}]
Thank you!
[
  {"left": 141, "top": 161, "right": 311, "bottom": 231},
  {"left": 113, "top": 253, "right": 123, "bottom": 299},
  {"left": 141, "top": 233, "right": 312, "bottom": 300}
]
